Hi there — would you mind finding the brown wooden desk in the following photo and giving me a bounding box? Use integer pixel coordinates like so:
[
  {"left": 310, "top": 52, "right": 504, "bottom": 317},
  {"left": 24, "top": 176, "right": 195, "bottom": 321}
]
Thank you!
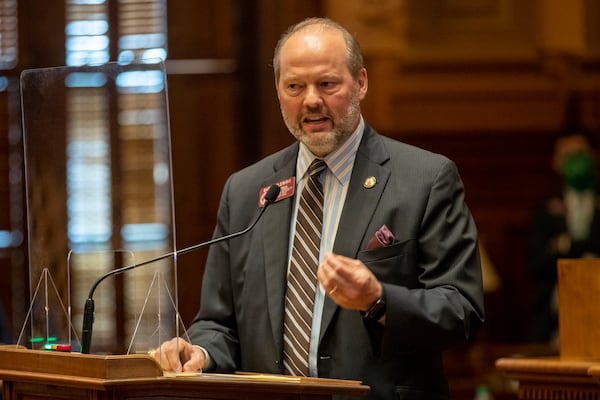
[
  {"left": 588, "top": 365, "right": 600, "bottom": 386},
  {"left": 0, "top": 347, "right": 369, "bottom": 400},
  {"left": 494, "top": 259, "right": 600, "bottom": 400},
  {"left": 495, "top": 357, "right": 600, "bottom": 400}
]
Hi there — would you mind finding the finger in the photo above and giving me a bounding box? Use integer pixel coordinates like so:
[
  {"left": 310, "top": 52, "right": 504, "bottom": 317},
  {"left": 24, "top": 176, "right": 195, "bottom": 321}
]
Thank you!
[
  {"left": 317, "top": 261, "right": 333, "bottom": 287},
  {"left": 326, "top": 252, "right": 368, "bottom": 282},
  {"left": 160, "top": 337, "right": 185, "bottom": 372},
  {"left": 182, "top": 348, "right": 205, "bottom": 372},
  {"left": 321, "top": 253, "right": 355, "bottom": 286},
  {"left": 318, "top": 253, "right": 339, "bottom": 293}
]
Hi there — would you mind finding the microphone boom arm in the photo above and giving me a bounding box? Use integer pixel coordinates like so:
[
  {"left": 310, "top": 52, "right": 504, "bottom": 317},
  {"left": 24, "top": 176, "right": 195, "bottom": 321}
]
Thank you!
[{"left": 80, "top": 184, "right": 281, "bottom": 354}]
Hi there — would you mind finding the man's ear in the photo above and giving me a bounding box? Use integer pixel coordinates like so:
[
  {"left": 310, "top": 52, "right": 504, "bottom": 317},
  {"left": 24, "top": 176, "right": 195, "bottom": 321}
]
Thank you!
[
  {"left": 275, "top": 78, "right": 282, "bottom": 101},
  {"left": 357, "top": 68, "right": 368, "bottom": 100}
]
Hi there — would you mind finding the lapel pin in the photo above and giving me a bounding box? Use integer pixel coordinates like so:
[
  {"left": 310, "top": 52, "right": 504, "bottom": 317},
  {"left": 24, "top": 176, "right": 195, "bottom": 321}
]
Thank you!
[{"left": 363, "top": 176, "right": 377, "bottom": 189}]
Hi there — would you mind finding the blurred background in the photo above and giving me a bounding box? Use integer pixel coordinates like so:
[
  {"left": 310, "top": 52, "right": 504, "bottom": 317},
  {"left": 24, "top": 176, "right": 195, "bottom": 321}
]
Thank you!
[{"left": 0, "top": 0, "right": 599, "bottom": 399}]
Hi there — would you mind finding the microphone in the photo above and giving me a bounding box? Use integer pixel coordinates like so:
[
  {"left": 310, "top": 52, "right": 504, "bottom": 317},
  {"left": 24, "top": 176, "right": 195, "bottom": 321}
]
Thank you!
[{"left": 80, "top": 184, "right": 281, "bottom": 354}]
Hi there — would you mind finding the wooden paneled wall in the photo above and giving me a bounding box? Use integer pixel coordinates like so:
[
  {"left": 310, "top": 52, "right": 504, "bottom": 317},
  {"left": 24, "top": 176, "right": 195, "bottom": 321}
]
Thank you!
[
  {"left": 164, "top": 1, "right": 239, "bottom": 325},
  {"left": 166, "top": 0, "right": 326, "bottom": 325},
  {"left": 321, "top": 0, "right": 600, "bottom": 342}
]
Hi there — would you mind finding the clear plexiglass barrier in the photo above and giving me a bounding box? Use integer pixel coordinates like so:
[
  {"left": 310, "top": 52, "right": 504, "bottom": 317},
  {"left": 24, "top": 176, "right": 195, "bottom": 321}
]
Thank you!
[{"left": 18, "top": 61, "right": 184, "bottom": 355}]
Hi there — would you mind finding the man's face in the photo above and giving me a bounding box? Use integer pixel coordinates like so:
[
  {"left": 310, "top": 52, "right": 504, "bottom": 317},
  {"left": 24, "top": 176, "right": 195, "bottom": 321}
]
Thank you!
[{"left": 275, "top": 28, "right": 368, "bottom": 157}]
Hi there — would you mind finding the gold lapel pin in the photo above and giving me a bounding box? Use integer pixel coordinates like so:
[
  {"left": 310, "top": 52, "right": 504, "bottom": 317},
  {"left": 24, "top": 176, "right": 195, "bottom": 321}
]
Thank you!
[{"left": 363, "top": 176, "right": 377, "bottom": 189}]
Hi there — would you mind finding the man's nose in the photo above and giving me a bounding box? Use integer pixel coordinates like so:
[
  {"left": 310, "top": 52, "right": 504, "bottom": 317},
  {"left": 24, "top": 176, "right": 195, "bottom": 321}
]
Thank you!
[{"left": 303, "top": 85, "right": 323, "bottom": 108}]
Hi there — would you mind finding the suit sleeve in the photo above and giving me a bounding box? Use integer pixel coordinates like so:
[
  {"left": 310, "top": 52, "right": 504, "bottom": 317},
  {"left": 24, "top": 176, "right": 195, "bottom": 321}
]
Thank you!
[
  {"left": 381, "top": 159, "right": 485, "bottom": 354},
  {"left": 185, "top": 175, "right": 240, "bottom": 372}
]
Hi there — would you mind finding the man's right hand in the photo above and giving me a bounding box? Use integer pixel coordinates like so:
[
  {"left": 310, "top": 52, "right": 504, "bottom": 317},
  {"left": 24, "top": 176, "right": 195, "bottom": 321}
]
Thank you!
[{"left": 148, "top": 337, "right": 206, "bottom": 372}]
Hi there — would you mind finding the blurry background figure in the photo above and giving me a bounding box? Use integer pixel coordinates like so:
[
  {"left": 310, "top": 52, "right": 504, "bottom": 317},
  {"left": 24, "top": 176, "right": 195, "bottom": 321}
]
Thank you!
[{"left": 527, "top": 94, "right": 600, "bottom": 345}]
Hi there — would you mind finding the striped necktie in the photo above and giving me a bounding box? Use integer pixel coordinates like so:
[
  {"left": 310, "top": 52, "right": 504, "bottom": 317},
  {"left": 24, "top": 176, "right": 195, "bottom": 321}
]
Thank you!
[{"left": 283, "top": 159, "right": 326, "bottom": 376}]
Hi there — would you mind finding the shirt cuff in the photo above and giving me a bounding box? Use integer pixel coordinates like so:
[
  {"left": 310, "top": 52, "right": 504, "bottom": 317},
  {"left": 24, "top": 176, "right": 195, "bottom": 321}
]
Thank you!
[{"left": 194, "top": 345, "right": 214, "bottom": 370}]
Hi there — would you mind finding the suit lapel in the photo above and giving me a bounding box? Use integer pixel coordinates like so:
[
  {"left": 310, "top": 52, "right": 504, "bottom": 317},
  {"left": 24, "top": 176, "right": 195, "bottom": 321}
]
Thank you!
[
  {"left": 260, "top": 146, "right": 298, "bottom": 350},
  {"left": 320, "top": 127, "right": 391, "bottom": 341}
]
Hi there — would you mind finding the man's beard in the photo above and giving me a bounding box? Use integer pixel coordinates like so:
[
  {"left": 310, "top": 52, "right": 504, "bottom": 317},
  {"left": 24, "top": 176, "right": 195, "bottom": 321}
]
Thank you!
[{"left": 282, "top": 92, "right": 361, "bottom": 156}]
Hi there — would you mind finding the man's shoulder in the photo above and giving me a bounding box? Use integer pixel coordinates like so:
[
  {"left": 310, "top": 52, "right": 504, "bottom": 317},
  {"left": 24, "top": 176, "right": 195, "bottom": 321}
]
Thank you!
[
  {"left": 222, "top": 142, "right": 297, "bottom": 200},
  {"left": 235, "top": 142, "right": 298, "bottom": 176},
  {"left": 364, "top": 125, "right": 453, "bottom": 168}
]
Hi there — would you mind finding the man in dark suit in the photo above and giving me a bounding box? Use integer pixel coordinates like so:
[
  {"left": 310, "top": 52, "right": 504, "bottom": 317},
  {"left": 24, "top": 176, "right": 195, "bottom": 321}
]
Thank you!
[{"left": 153, "top": 17, "right": 484, "bottom": 399}]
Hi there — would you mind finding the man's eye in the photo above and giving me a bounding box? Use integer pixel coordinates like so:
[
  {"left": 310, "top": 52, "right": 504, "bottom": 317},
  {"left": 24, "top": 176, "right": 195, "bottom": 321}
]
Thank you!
[{"left": 321, "top": 81, "right": 338, "bottom": 90}]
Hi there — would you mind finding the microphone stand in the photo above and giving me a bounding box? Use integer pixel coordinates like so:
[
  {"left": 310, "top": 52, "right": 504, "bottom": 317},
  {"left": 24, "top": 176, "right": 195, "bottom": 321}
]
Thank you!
[{"left": 80, "top": 184, "right": 281, "bottom": 354}]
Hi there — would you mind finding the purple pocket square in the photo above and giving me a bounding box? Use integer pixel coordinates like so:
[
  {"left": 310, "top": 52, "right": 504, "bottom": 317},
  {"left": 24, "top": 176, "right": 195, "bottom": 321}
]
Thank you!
[{"left": 367, "top": 224, "right": 395, "bottom": 250}]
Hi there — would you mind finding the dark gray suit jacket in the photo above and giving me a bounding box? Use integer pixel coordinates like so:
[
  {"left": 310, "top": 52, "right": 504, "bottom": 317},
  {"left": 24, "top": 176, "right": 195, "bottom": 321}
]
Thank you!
[{"left": 187, "top": 124, "right": 485, "bottom": 400}]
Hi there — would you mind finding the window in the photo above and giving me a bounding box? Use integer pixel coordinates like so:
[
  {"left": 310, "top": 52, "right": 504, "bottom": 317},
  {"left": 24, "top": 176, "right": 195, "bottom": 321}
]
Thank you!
[
  {"left": 0, "top": 0, "right": 22, "bottom": 344},
  {"left": 0, "top": 0, "right": 20, "bottom": 251},
  {"left": 63, "top": 0, "right": 172, "bottom": 353},
  {"left": 0, "top": 0, "right": 18, "bottom": 70}
]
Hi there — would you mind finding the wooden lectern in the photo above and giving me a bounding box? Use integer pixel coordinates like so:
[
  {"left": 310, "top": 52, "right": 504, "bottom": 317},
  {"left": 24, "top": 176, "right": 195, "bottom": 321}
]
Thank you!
[
  {"left": 0, "top": 346, "right": 369, "bottom": 400},
  {"left": 495, "top": 258, "right": 600, "bottom": 400}
]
